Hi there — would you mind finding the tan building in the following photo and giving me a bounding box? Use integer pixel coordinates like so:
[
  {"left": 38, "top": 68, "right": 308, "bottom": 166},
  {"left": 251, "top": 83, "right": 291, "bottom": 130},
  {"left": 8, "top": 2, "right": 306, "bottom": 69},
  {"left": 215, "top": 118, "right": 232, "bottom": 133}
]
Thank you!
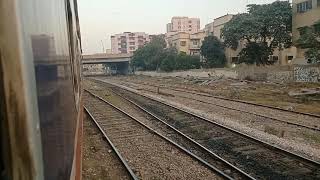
[
  {"left": 167, "top": 32, "right": 190, "bottom": 54},
  {"left": 166, "top": 16, "right": 201, "bottom": 34},
  {"left": 165, "top": 16, "right": 203, "bottom": 55},
  {"left": 211, "top": 14, "right": 297, "bottom": 65},
  {"left": 213, "top": 14, "right": 234, "bottom": 39},
  {"left": 167, "top": 31, "right": 205, "bottom": 55},
  {"left": 292, "top": 0, "right": 320, "bottom": 64},
  {"left": 204, "top": 22, "right": 214, "bottom": 36},
  {"left": 111, "top": 32, "right": 150, "bottom": 54},
  {"left": 212, "top": 14, "right": 240, "bottom": 65},
  {"left": 189, "top": 31, "right": 206, "bottom": 56}
]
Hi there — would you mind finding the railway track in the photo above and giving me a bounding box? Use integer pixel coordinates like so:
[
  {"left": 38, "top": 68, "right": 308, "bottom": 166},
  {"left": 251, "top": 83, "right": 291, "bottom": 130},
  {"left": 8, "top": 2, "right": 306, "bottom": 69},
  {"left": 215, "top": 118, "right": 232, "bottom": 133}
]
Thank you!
[
  {"left": 84, "top": 107, "right": 138, "bottom": 180},
  {"left": 93, "top": 80, "right": 320, "bottom": 180},
  {"left": 84, "top": 89, "right": 257, "bottom": 180},
  {"left": 84, "top": 91, "right": 229, "bottom": 179},
  {"left": 108, "top": 79, "right": 320, "bottom": 132}
]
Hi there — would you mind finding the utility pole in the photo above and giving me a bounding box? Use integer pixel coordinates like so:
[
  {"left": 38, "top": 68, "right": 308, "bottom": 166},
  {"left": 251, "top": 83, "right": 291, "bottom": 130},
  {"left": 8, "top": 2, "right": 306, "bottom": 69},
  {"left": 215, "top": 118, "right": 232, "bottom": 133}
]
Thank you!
[{"left": 100, "top": 40, "right": 105, "bottom": 53}]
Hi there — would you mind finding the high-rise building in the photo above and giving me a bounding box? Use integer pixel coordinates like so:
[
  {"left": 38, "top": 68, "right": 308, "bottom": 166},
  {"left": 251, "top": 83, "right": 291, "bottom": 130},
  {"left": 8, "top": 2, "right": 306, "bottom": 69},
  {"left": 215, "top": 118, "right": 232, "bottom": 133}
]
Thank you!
[
  {"left": 166, "top": 17, "right": 200, "bottom": 34},
  {"left": 292, "top": 0, "right": 320, "bottom": 64},
  {"left": 111, "top": 32, "right": 150, "bottom": 54}
]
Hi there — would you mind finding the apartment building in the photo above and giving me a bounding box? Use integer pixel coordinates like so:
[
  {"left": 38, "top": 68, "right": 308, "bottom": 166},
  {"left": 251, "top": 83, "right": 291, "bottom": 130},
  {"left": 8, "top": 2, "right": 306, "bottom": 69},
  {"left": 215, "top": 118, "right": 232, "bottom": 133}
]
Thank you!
[
  {"left": 111, "top": 32, "right": 150, "bottom": 54},
  {"left": 166, "top": 17, "right": 201, "bottom": 34},
  {"left": 189, "top": 31, "right": 206, "bottom": 56},
  {"left": 211, "top": 14, "right": 242, "bottom": 65},
  {"left": 167, "top": 31, "right": 205, "bottom": 55},
  {"left": 204, "top": 22, "right": 214, "bottom": 36},
  {"left": 213, "top": 14, "right": 234, "bottom": 39},
  {"left": 209, "top": 14, "right": 297, "bottom": 65},
  {"left": 167, "top": 32, "right": 190, "bottom": 54},
  {"left": 292, "top": 0, "right": 320, "bottom": 64}
]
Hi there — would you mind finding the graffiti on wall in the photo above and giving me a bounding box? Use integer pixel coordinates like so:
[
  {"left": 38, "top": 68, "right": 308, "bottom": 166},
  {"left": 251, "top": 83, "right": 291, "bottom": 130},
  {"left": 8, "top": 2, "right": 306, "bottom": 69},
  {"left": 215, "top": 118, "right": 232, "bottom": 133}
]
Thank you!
[{"left": 294, "top": 66, "right": 320, "bottom": 82}]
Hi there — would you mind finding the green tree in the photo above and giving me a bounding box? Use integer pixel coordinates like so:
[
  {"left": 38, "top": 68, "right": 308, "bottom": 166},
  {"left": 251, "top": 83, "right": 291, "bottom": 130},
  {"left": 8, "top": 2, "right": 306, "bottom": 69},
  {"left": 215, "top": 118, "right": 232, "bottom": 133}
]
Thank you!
[
  {"left": 176, "top": 53, "right": 201, "bottom": 70},
  {"left": 222, "top": 1, "right": 292, "bottom": 65},
  {"left": 200, "top": 36, "right": 226, "bottom": 68},
  {"left": 160, "top": 48, "right": 177, "bottom": 72},
  {"left": 131, "top": 35, "right": 166, "bottom": 70},
  {"left": 296, "top": 21, "right": 320, "bottom": 64}
]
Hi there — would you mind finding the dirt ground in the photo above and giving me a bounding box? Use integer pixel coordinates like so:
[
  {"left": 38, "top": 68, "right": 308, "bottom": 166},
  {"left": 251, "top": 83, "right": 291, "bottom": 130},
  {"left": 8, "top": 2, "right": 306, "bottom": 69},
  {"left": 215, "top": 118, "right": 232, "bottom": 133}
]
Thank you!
[
  {"left": 105, "top": 75, "right": 320, "bottom": 115},
  {"left": 82, "top": 113, "right": 131, "bottom": 180}
]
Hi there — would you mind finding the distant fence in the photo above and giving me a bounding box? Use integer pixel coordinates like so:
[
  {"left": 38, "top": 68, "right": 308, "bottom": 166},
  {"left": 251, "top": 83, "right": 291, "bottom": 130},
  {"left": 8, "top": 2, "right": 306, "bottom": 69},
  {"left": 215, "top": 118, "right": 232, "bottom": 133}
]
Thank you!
[
  {"left": 135, "top": 68, "right": 238, "bottom": 79},
  {"left": 236, "top": 65, "right": 320, "bottom": 83},
  {"left": 135, "top": 65, "right": 320, "bottom": 83}
]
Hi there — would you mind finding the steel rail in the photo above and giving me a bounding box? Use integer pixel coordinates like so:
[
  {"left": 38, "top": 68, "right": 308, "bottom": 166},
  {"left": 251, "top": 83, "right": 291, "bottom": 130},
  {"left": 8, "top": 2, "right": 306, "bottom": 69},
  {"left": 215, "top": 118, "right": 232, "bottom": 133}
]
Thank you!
[
  {"left": 110, "top": 89, "right": 256, "bottom": 180},
  {"left": 99, "top": 81, "right": 320, "bottom": 168},
  {"left": 84, "top": 106, "right": 139, "bottom": 180},
  {"left": 110, "top": 80, "right": 320, "bottom": 132},
  {"left": 84, "top": 89, "right": 235, "bottom": 180},
  {"left": 114, "top": 79, "right": 320, "bottom": 118}
]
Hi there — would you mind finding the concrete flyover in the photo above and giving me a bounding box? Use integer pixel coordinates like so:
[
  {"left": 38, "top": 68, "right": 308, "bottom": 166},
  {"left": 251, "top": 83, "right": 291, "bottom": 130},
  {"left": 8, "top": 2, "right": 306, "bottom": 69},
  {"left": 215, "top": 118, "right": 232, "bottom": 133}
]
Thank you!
[{"left": 82, "top": 53, "right": 132, "bottom": 75}]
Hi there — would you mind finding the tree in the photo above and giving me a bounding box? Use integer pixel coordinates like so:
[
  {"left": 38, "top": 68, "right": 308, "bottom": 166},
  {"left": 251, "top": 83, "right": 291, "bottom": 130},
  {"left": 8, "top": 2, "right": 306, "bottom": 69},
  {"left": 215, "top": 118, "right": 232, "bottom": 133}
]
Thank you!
[
  {"left": 296, "top": 21, "right": 320, "bottom": 64},
  {"left": 221, "top": 1, "right": 292, "bottom": 65},
  {"left": 160, "top": 48, "right": 177, "bottom": 72},
  {"left": 131, "top": 35, "right": 166, "bottom": 70},
  {"left": 176, "top": 53, "right": 201, "bottom": 70},
  {"left": 200, "top": 36, "right": 226, "bottom": 67}
]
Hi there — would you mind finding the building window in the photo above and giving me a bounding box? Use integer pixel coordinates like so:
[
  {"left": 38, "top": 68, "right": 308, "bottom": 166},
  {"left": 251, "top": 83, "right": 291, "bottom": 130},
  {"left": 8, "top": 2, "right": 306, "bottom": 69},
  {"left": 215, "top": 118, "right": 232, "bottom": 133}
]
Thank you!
[
  {"left": 297, "top": 0, "right": 312, "bottom": 13},
  {"left": 129, "top": 47, "right": 135, "bottom": 50},
  {"left": 189, "top": 20, "right": 192, "bottom": 23},
  {"left": 129, "top": 42, "right": 135, "bottom": 45},
  {"left": 231, "top": 57, "right": 239, "bottom": 63},
  {"left": 287, "top": 56, "right": 294, "bottom": 64},
  {"left": 193, "top": 41, "right": 198, "bottom": 45},
  {"left": 180, "top": 41, "right": 187, "bottom": 46},
  {"left": 269, "top": 56, "right": 279, "bottom": 63},
  {"left": 178, "top": 26, "right": 181, "bottom": 29},
  {"left": 189, "top": 25, "right": 192, "bottom": 28}
]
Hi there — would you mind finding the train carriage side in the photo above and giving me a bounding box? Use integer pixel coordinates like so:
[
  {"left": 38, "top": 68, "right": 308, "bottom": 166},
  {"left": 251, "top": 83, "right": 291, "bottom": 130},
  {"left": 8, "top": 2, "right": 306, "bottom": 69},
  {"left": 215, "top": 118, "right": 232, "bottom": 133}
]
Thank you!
[{"left": 0, "top": 0, "right": 83, "bottom": 179}]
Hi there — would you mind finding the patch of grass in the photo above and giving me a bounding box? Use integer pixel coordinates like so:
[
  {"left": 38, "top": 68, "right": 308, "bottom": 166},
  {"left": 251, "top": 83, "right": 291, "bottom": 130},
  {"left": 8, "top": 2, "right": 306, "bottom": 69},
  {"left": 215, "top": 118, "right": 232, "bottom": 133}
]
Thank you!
[
  {"left": 301, "top": 131, "right": 320, "bottom": 144},
  {"left": 264, "top": 125, "right": 285, "bottom": 138}
]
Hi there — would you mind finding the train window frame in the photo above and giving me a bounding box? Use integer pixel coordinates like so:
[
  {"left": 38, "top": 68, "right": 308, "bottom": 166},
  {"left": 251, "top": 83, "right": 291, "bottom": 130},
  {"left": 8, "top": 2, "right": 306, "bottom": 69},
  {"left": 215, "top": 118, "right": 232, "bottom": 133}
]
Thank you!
[{"left": 0, "top": 50, "right": 12, "bottom": 180}]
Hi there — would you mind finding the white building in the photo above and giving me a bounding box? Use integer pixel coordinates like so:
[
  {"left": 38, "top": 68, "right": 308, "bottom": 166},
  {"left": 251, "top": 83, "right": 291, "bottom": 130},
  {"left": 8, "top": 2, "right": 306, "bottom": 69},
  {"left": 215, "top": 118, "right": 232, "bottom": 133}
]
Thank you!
[{"left": 111, "top": 32, "right": 151, "bottom": 54}]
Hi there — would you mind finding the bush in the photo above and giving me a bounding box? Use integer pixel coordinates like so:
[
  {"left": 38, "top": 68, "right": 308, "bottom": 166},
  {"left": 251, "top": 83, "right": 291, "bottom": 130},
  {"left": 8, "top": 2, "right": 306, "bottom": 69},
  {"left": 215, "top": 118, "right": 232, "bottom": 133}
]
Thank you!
[
  {"left": 160, "top": 55, "right": 176, "bottom": 72},
  {"left": 176, "top": 53, "right": 201, "bottom": 70}
]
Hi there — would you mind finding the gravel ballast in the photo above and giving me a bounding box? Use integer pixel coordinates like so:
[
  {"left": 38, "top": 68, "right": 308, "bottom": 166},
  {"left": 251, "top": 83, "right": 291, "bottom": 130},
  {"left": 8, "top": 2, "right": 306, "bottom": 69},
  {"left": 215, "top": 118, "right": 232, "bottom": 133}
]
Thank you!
[
  {"left": 91, "top": 78, "right": 320, "bottom": 162},
  {"left": 84, "top": 90, "right": 222, "bottom": 180}
]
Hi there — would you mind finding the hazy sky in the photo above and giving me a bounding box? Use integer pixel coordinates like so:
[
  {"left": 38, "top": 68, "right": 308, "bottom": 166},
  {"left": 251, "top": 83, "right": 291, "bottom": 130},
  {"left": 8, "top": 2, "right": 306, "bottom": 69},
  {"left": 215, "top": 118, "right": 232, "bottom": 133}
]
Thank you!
[{"left": 78, "top": 0, "right": 281, "bottom": 54}]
